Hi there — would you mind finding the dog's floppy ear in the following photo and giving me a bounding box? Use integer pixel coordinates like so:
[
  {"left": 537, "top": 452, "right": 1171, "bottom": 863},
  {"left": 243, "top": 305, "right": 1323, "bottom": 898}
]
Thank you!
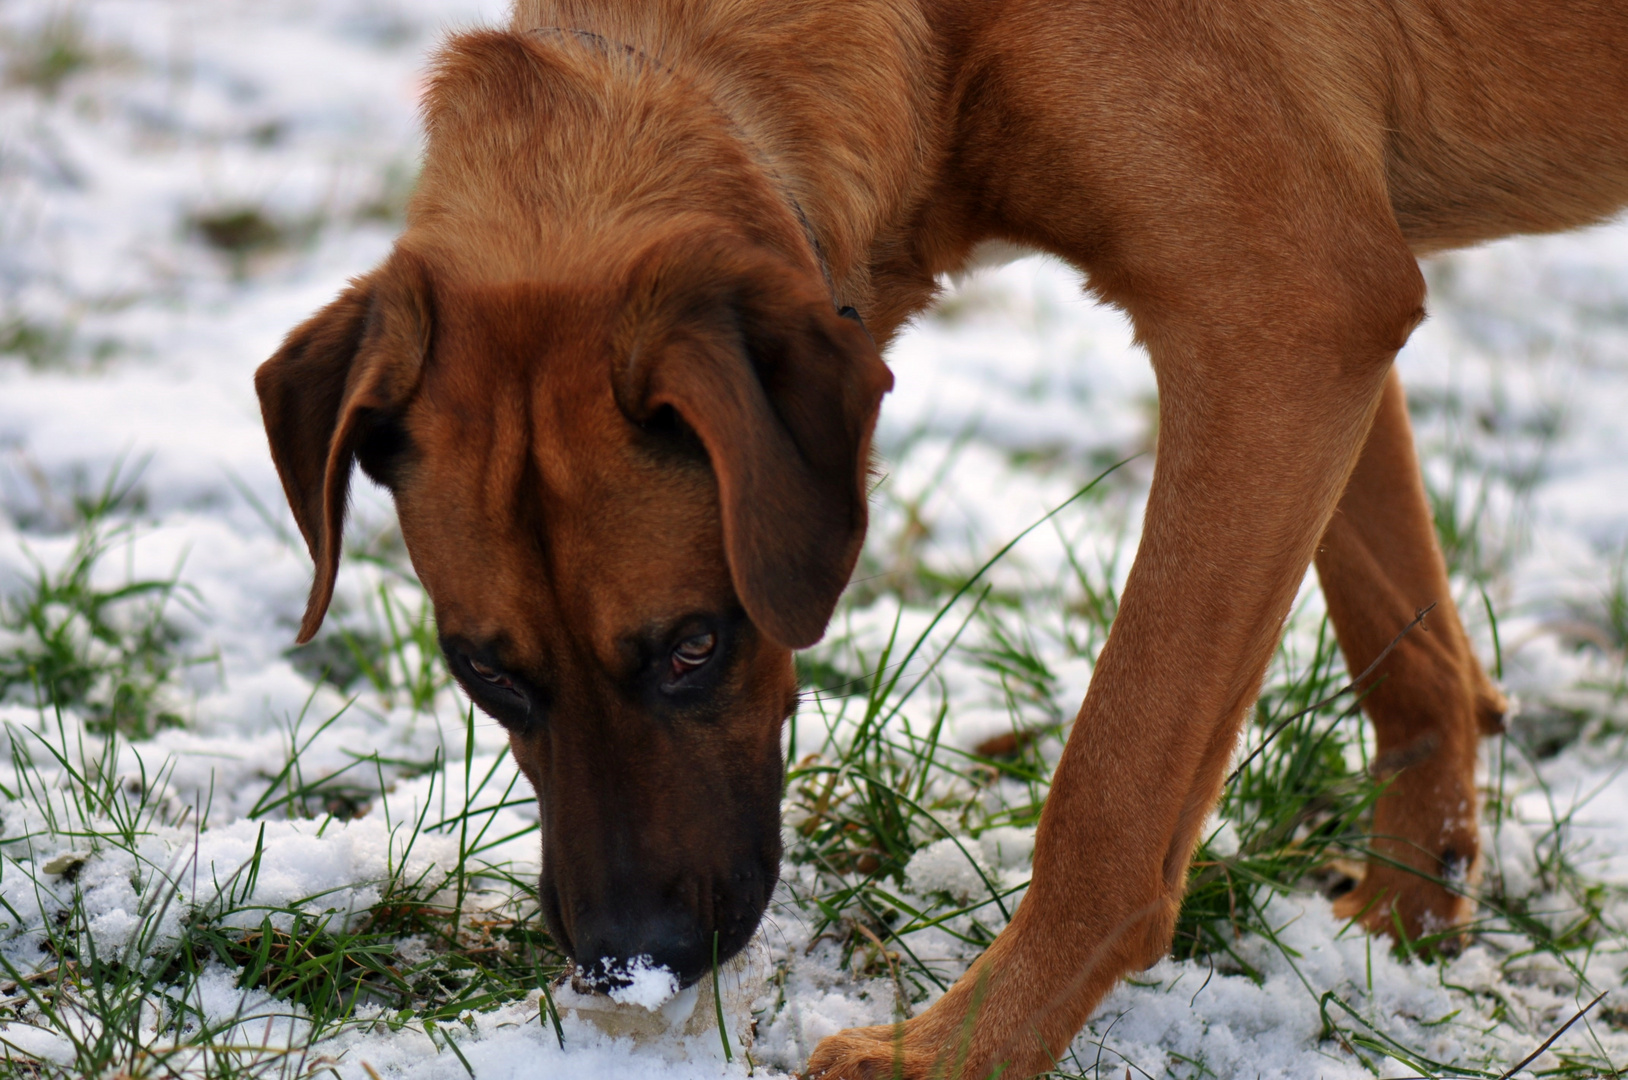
[
  {"left": 615, "top": 245, "right": 893, "bottom": 649},
  {"left": 254, "top": 253, "right": 430, "bottom": 644}
]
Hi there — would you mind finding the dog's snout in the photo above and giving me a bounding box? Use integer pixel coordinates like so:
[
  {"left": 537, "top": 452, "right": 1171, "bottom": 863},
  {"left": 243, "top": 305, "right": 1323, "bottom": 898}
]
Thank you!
[{"left": 513, "top": 630, "right": 791, "bottom": 997}]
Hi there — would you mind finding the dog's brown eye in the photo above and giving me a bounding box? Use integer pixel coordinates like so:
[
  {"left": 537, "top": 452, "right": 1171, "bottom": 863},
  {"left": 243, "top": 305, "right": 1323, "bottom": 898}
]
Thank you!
[
  {"left": 670, "top": 632, "right": 716, "bottom": 675},
  {"left": 468, "top": 657, "right": 516, "bottom": 691}
]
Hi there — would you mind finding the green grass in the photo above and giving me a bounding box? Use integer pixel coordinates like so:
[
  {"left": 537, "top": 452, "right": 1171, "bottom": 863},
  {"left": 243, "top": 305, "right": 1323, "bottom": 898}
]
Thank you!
[
  {"left": 0, "top": 706, "right": 562, "bottom": 1078},
  {"left": 0, "top": 679, "right": 562, "bottom": 1078},
  {"left": 289, "top": 576, "right": 447, "bottom": 717},
  {"left": 0, "top": 469, "right": 205, "bottom": 738},
  {"left": 1, "top": 14, "right": 97, "bottom": 97},
  {"left": 0, "top": 318, "right": 73, "bottom": 371},
  {"left": 0, "top": 481, "right": 563, "bottom": 1078},
  {"left": 185, "top": 205, "right": 325, "bottom": 281},
  {"left": 0, "top": 313, "right": 120, "bottom": 373}
]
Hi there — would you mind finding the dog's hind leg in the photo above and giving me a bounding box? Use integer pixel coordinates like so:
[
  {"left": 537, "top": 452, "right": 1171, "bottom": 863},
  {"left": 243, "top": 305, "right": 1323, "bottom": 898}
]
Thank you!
[{"left": 1314, "top": 367, "right": 1505, "bottom": 945}]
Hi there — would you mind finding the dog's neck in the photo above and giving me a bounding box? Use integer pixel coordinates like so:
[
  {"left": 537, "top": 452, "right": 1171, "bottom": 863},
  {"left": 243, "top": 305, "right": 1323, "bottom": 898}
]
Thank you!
[{"left": 507, "top": 0, "right": 951, "bottom": 342}]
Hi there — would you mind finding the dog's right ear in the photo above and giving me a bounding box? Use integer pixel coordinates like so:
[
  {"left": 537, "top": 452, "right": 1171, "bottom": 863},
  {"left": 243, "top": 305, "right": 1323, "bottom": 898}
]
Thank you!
[
  {"left": 254, "top": 253, "right": 430, "bottom": 644},
  {"left": 613, "top": 240, "right": 892, "bottom": 650}
]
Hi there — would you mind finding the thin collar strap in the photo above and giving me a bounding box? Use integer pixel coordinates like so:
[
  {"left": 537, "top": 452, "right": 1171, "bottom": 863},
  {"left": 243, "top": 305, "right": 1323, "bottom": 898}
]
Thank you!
[{"left": 526, "top": 26, "right": 846, "bottom": 317}]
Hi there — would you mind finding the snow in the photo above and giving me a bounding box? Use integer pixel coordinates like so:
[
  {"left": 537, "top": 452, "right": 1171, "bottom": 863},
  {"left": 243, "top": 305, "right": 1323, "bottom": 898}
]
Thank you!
[
  {"left": 603, "top": 961, "right": 681, "bottom": 1011},
  {"left": 2, "top": 1, "right": 1627, "bottom": 1077}
]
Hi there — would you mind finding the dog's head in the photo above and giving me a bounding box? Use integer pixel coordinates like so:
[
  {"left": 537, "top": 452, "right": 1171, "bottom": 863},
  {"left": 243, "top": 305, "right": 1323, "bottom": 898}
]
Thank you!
[{"left": 254, "top": 224, "right": 890, "bottom": 985}]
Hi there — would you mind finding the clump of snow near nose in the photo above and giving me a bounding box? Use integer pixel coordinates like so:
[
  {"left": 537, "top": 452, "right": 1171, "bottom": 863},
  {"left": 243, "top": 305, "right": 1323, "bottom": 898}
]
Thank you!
[
  {"left": 553, "top": 940, "right": 768, "bottom": 1057},
  {"left": 607, "top": 956, "right": 680, "bottom": 1010}
]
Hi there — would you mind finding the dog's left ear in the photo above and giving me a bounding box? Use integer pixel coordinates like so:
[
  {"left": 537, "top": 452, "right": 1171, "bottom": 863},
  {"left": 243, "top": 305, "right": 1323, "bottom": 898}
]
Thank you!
[
  {"left": 254, "top": 252, "right": 431, "bottom": 644},
  {"left": 615, "top": 245, "right": 893, "bottom": 649}
]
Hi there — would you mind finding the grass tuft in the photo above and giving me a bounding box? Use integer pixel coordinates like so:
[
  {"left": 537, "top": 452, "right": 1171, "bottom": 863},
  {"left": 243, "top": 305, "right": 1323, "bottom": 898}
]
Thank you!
[
  {"left": 0, "top": 319, "right": 72, "bottom": 372},
  {"left": 1, "top": 15, "right": 96, "bottom": 97},
  {"left": 0, "top": 470, "right": 204, "bottom": 739},
  {"left": 185, "top": 206, "right": 321, "bottom": 281}
]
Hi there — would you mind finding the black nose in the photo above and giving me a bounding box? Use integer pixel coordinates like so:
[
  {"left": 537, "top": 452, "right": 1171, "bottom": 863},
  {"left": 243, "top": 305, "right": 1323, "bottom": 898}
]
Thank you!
[{"left": 570, "top": 906, "right": 710, "bottom": 991}]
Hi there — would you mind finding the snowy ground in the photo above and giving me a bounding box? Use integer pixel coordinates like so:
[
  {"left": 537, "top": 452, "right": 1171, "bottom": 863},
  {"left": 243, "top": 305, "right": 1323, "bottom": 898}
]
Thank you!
[{"left": 2, "top": 2, "right": 1627, "bottom": 1078}]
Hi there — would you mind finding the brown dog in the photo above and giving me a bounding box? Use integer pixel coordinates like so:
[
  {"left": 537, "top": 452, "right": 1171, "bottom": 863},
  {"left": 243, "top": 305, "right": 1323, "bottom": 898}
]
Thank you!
[{"left": 255, "top": 1, "right": 1628, "bottom": 1076}]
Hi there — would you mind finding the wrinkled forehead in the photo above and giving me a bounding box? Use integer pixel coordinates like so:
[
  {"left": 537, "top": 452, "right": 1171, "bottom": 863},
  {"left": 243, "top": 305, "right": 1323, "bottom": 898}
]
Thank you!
[
  {"left": 397, "top": 284, "right": 733, "bottom": 659},
  {"left": 401, "top": 282, "right": 612, "bottom": 525},
  {"left": 419, "top": 283, "right": 620, "bottom": 481}
]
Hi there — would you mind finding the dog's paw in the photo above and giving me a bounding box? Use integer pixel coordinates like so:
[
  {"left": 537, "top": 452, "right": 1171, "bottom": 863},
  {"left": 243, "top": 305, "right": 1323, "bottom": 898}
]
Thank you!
[
  {"left": 1333, "top": 857, "right": 1475, "bottom": 948},
  {"left": 1331, "top": 720, "right": 1483, "bottom": 953},
  {"left": 804, "top": 1024, "right": 928, "bottom": 1080},
  {"left": 1334, "top": 764, "right": 1479, "bottom": 950}
]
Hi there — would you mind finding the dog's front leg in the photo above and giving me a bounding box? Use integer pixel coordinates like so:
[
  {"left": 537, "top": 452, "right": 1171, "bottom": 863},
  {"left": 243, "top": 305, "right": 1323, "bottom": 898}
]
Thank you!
[{"left": 807, "top": 219, "right": 1427, "bottom": 1078}]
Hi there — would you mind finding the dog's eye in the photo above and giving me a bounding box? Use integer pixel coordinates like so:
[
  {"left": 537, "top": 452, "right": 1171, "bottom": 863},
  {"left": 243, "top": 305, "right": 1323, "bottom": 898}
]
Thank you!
[
  {"left": 468, "top": 657, "right": 517, "bottom": 692},
  {"left": 669, "top": 632, "right": 716, "bottom": 678}
]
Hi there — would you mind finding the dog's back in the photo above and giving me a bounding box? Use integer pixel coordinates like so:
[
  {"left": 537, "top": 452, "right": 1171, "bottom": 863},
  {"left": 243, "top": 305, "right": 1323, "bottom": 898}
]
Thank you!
[{"left": 1353, "top": 0, "right": 1628, "bottom": 248}]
